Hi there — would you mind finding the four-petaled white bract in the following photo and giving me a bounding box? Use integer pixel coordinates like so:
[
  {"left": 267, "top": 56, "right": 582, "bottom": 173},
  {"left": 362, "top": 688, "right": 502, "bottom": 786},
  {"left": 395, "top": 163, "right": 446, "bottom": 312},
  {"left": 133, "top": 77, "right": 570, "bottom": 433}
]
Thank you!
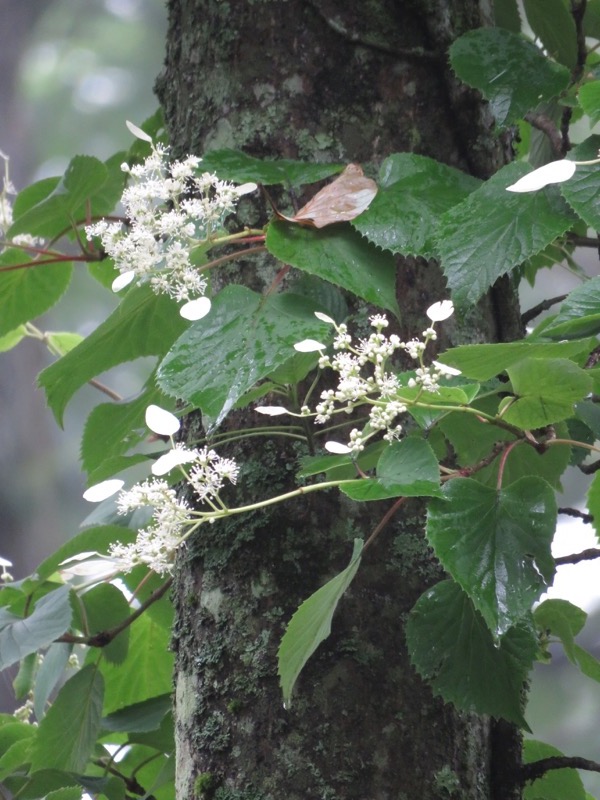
[
  {"left": 145, "top": 405, "right": 180, "bottom": 436},
  {"left": 324, "top": 441, "right": 352, "bottom": 454},
  {"left": 506, "top": 159, "right": 576, "bottom": 192},
  {"left": 151, "top": 448, "right": 197, "bottom": 476},
  {"left": 236, "top": 182, "right": 258, "bottom": 195},
  {"left": 314, "top": 311, "right": 335, "bottom": 325},
  {"left": 426, "top": 300, "right": 454, "bottom": 322},
  {"left": 255, "top": 405, "right": 289, "bottom": 416},
  {"left": 112, "top": 270, "right": 136, "bottom": 292},
  {"left": 180, "top": 297, "right": 212, "bottom": 320},
  {"left": 126, "top": 120, "right": 153, "bottom": 143},
  {"left": 83, "top": 479, "right": 125, "bottom": 502},
  {"left": 294, "top": 339, "right": 326, "bottom": 352}
]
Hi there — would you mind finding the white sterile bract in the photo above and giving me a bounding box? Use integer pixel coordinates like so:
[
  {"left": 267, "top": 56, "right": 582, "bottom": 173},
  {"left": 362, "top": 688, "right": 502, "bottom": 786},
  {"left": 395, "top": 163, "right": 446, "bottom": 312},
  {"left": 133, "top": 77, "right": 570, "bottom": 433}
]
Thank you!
[
  {"left": 145, "top": 404, "right": 180, "bottom": 436},
  {"left": 506, "top": 159, "right": 576, "bottom": 192},
  {"left": 294, "top": 339, "right": 326, "bottom": 352},
  {"left": 83, "top": 479, "right": 125, "bottom": 502},
  {"left": 255, "top": 406, "right": 289, "bottom": 416},
  {"left": 308, "top": 307, "right": 456, "bottom": 454},
  {"left": 86, "top": 140, "right": 256, "bottom": 308}
]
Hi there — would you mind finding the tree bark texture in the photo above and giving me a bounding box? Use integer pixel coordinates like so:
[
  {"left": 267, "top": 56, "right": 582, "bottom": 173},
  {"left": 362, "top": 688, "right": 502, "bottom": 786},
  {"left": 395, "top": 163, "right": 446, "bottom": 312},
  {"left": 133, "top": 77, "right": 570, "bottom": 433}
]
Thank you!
[{"left": 155, "top": 2, "right": 523, "bottom": 798}]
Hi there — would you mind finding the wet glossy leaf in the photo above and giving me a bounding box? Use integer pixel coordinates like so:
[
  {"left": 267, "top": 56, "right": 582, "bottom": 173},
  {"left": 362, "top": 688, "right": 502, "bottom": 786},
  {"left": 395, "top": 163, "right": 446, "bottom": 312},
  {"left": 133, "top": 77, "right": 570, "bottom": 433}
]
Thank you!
[
  {"left": 450, "top": 28, "right": 570, "bottom": 126},
  {"left": 406, "top": 580, "right": 536, "bottom": 727},
  {"left": 157, "top": 285, "right": 332, "bottom": 430},
  {"left": 437, "top": 162, "right": 576, "bottom": 306},
  {"left": 278, "top": 539, "right": 363, "bottom": 706},
  {"left": 427, "top": 477, "right": 556, "bottom": 637},
  {"left": 353, "top": 153, "right": 479, "bottom": 257},
  {"left": 200, "top": 149, "right": 344, "bottom": 187},
  {"left": 266, "top": 221, "right": 399, "bottom": 315},
  {"left": 31, "top": 665, "right": 104, "bottom": 772}
]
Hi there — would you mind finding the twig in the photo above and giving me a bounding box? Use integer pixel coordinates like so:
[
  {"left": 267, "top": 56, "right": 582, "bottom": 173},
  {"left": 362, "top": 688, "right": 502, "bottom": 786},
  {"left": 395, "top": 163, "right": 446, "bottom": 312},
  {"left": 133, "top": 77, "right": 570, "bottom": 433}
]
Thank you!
[
  {"left": 57, "top": 577, "right": 173, "bottom": 646},
  {"left": 558, "top": 506, "right": 593, "bottom": 524},
  {"left": 521, "top": 755, "right": 600, "bottom": 783},
  {"left": 555, "top": 547, "right": 600, "bottom": 566},
  {"left": 579, "top": 459, "right": 600, "bottom": 475},
  {"left": 521, "top": 295, "right": 567, "bottom": 325},
  {"left": 88, "top": 379, "right": 123, "bottom": 402},
  {"left": 524, "top": 112, "right": 563, "bottom": 159},
  {"left": 567, "top": 234, "right": 600, "bottom": 248}
]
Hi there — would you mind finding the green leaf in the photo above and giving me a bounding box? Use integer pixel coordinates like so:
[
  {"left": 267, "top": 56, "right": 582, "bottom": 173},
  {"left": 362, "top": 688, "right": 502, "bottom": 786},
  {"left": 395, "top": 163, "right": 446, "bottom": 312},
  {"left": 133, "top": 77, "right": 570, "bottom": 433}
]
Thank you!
[
  {"left": 0, "top": 325, "right": 26, "bottom": 352},
  {"left": 352, "top": 153, "right": 479, "bottom": 258},
  {"left": 46, "top": 332, "right": 84, "bottom": 356},
  {"left": 543, "top": 275, "right": 600, "bottom": 339},
  {"left": 377, "top": 438, "right": 442, "bottom": 495},
  {"left": 39, "top": 285, "right": 187, "bottom": 426},
  {"left": 406, "top": 580, "right": 536, "bottom": 727},
  {"left": 436, "top": 161, "right": 576, "bottom": 306},
  {"left": 449, "top": 28, "right": 570, "bottom": 127},
  {"left": 99, "top": 612, "right": 173, "bottom": 713},
  {"left": 438, "top": 338, "right": 594, "bottom": 381},
  {"left": 560, "top": 136, "right": 600, "bottom": 230},
  {"left": 584, "top": 0, "right": 600, "bottom": 37},
  {"left": 523, "top": 0, "right": 578, "bottom": 68},
  {"left": 587, "top": 471, "right": 600, "bottom": 542},
  {"left": 102, "top": 694, "right": 171, "bottom": 733},
  {"left": 266, "top": 221, "right": 399, "bottom": 316},
  {"left": 0, "top": 585, "right": 73, "bottom": 671},
  {"left": 157, "top": 286, "right": 332, "bottom": 430},
  {"left": 35, "top": 525, "right": 136, "bottom": 582},
  {"left": 0, "top": 249, "right": 73, "bottom": 338},
  {"left": 13, "top": 653, "right": 38, "bottom": 700},
  {"left": 534, "top": 598, "right": 587, "bottom": 663},
  {"left": 523, "top": 740, "right": 586, "bottom": 800},
  {"left": 578, "top": 82, "right": 600, "bottom": 126},
  {"left": 0, "top": 737, "right": 35, "bottom": 781},
  {"left": 80, "top": 584, "right": 130, "bottom": 665},
  {"left": 31, "top": 665, "right": 104, "bottom": 773},
  {"left": 278, "top": 539, "right": 363, "bottom": 707},
  {"left": 572, "top": 643, "right": 600, "bottom": 682},
  {"left": 199, "top": 149, "right": 344, "bottom": 187},
  {"left": 502, "top": 358, "right": 592, "bottom": 428},
  {"left": 427, "top": 477, "right": 556, "bottom": 637},
  {"left": 34, "top": 643, "right": 72, "bottom": 720},
  {"left": 43, "top": 789, "right": 84, "bottom": 800},
  {"left": 495, "top": 0, "right": 522, "bottom": 31},
  {"left": 80, "top": 377, "right": 169, "bottom": 477}
]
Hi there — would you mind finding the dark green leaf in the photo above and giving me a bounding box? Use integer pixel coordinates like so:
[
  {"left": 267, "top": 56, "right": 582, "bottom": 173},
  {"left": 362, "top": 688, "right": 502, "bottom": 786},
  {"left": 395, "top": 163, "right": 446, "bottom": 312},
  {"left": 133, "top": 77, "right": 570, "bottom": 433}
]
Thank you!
[
  {"left": 523, "top": 740, "right": 586, "bottom": 800},
  {"left": 377, "top": 438, "right": 442, "bottom": 495},
  {"left": 9, "top": 156, "right": 108, "bottom": 239},
  {"left": 534, "top": 598, "right": 587, "bottom": 663},
  {"left": 266, "top": 221, "right": 399, "bottom": 315},
  {"left": 560, "top": 136, "right": 600, "bottom": 229},
  {"left": 13, "top": 653, "right": 38, "bottom": 700},
  {"left": 427, "top": 478, "right": 556, "bottom": 637},
  {"left": 575, "top": 399, "right": 600, "bottom": 438},
  {"left": 0, "top": 249, "right": 72, "bottom": 338},
  {"left": 503, "top": 358, "right": 591, "bottom": 428},
  {"left": 33, "top": 643, "right": 72, "bottom": 720},
  {"left": 523, "top": 0, "right": 577, "bottom": 68},
  {"left": 352, "top": 153, "right": 479, "bottom": 258},
  {"left": 200, "top": 149, "right": 344, "bottom": 187},
  {"left": 438, "top": 338, "right": 594, "bottom": 380},
  {"left": 587, "top": 471, "right": 600, "bottom": 542},
  {"left": 584, "top": 0, "right": 600, "bottom": 37},
  {"left": 406, "top": 580, "right": 536, "bottom": 727},
  {"left": 0, "top": 737, "right": 34, "bottom": 781},
  {"left": 449, "top": 28, "right": 570, "bottom": 127},
  {"left": 495, "top": 0, "right": 522, "bottom": 31},
  {"left": 0, "top": 586, "right": 72, "bottom": 671},
  {"left": 437, "top": 162, "right": 576, "bottom": 306},
  {"left": 278, "top": 539, "right": 363, "bottom": 707},
  {"left": 157, "top": 285, "right": 332, "bottom": 430},
  {"left": 578, "top": 82, "right": 600, "bottom": 126},
  {"left": 31, "top": 665, "right": 104, "bottom": 773},
  {"left": 102, "top": 694, "right": 171, "bottom": 733},
  {"left": 39, "top": 285, "right": 187, "bottom": 426}
]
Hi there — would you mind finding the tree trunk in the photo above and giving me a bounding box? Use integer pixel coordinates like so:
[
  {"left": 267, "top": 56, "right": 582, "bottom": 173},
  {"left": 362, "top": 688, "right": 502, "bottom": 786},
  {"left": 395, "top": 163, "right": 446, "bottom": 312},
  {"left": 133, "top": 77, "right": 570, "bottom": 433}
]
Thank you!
[{"left": 155, "top": 2, "right": 523, "bottom": 798}]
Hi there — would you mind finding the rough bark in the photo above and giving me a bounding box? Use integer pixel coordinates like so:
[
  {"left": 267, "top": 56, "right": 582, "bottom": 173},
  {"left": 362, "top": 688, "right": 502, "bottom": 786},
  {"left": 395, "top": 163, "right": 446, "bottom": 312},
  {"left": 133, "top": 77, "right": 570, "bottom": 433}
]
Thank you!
[{"left": 155, "top": 2, "right": 523, "bottom": 798}]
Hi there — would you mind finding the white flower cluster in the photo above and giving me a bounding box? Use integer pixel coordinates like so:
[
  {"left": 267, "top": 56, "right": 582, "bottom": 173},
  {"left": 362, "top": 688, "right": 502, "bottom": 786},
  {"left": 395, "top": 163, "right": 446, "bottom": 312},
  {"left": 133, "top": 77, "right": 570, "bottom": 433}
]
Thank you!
[
  {"left": 258, "top": 301, "right": 459, "bottom": 455},
  {"left": 86, "top": 135, "right": 256, "bottom": 318},
  {"left": 82, "top": 405, "right": 240, "bottom": 576},
  {"left": 0, "top": 150, "right": 42, "bottom": 252}
]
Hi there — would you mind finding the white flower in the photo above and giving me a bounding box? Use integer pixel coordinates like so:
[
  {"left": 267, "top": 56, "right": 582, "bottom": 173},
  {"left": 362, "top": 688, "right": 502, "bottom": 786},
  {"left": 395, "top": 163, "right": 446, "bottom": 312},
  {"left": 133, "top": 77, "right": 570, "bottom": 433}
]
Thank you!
[
  {"left": 426, "top": 300, "right": 454, "bottom": 322},
  {"left": 180, "top": 296, "right": 211, "bottom": 320},
  {"left": 145, "top": 405, "right": 180, "bottom": 436},
  {"left": 83, "top": 479, "right": 125, "bottom": 502},
  {"left": 324, "top": 441, "right": 352, "bottom": 454},
  {"left": 506, "top": 159, "right": 576, "bottom": 192},
  {"left": 294, "top": 339, "right": 326, "bottom": 352},
  {"left": 255, "top": 405, "right": 289, "bottom": 416},
  {"left": 151, "top": 444, "right": 199, "bottom": 476}
]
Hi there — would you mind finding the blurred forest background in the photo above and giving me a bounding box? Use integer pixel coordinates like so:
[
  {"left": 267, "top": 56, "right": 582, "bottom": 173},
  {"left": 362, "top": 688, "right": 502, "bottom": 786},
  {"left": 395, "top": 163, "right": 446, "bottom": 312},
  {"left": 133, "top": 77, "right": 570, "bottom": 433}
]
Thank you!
[{"left": 1, "top": 0, "right": 600, "bottom": 792}]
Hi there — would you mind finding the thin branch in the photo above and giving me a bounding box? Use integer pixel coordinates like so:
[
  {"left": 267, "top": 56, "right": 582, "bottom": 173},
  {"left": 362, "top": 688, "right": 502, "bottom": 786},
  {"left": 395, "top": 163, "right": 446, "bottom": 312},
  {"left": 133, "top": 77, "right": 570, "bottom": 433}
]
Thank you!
[
  {"left": 57, "top": 577, "right": 173, "bottom": 647},
  {"left": 521, "top": 755, "right": 600, "bottom": 783},
  {"left": 524, "top": 112, "right": 563, "bottom": 159},
  {"left": 555, "top": 547, "right": 600, "bottom": 566},
  {"left": 567, "top": 234, "right": 600, "bottom": 248},
  {"left": 521, "top": 295, "right": 567, "bottom": 325},
  {"left": 579, "top": 459, "right": 600, "bottom": 475},
  {"left": 88, "top": 378, "right": 123, "bottom": 402},
  {"left": 558, "top": 506, "right": 593, "bottom": 524}
]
